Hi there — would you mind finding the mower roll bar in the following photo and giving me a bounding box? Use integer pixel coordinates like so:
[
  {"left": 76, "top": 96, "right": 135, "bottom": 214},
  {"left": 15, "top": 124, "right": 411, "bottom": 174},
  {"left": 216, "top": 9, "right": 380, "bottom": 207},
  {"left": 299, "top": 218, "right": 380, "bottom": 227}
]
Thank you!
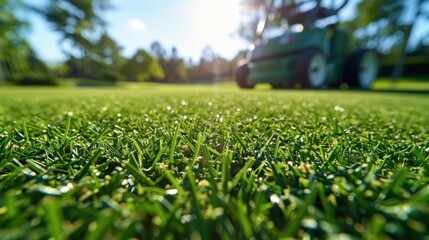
[
  {"left": 256, "top": 0, "right": 349, "bottom": 39},
  {"left": 276, "top": 0, "right": 349, "bottom": 26}
]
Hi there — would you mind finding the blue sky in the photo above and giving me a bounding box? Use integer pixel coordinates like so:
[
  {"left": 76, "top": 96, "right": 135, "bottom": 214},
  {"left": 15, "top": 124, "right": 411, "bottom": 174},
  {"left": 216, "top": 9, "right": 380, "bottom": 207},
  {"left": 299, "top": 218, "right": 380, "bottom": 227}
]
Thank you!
[
  {"left": 24, "top": 0, "right": 248, "bottom": 62},
  {"left": 23, "top": 0, "right": 428, "bottom": 63}
]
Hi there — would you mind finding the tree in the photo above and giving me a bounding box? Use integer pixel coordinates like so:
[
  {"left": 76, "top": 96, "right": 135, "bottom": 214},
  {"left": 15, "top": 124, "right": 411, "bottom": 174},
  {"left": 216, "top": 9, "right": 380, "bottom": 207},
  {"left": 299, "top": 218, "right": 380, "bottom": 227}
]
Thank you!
[
  {"left": 187, "top": 47, "right": 235, "bottom": 82},
  {"left": 0, "top": 0, "right": 49, "bottom": 82},
  {"left": 31, "top": 0, "right": 114, "bottom": 79},
  {"left": 61, "top": 33, "right": 125, "bottom": 81},
  {"left": 149, "top": 41, "right": 168, "bottom": 80},
  {"left": 31, "top": 0, "right": 131, "bottom": 81},
  {"left": 63, "top": 33, "right": 125, "bottom": 81},
  {"left": 348, "top": 0, "right": 429, "bottom": 80},
  {"left": 349, "top": 0, "right": 405, "bottom": 52},
  {"left": 150, "top": 41, "right": 167, "bottom": 62},
  {"left": 149, "top": 43, "right": 188, "bottom": 82},
  {"left": 163, "top": 47, "right": 188, "bottom": 82},
  {"left": 197, "top": 46, "right": 216, "bottom": 80},
  {"left": 121, "top": 49, "right": 165, "bottom": 82},
  {"left": 0, "top": 0, "right": 29, "bottom": 80},
  {"left": 391, "top": 0, "right": 429, "bottom": 81},
  {"left": 32, "top": 0, "right": 112, "bottom": 58},
  {"left": 237, "top": 0, "right": 268, "bottom": 42},
  {"left": 88, "top": 32, "right": 125, "bottom": 81}
]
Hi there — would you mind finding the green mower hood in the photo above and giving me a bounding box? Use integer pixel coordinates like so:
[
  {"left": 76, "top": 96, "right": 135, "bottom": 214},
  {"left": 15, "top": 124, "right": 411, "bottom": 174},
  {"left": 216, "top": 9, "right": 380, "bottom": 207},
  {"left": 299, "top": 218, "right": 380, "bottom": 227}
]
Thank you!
[{"left": 249, "top": 28, "right": 329, "bottom": 62}]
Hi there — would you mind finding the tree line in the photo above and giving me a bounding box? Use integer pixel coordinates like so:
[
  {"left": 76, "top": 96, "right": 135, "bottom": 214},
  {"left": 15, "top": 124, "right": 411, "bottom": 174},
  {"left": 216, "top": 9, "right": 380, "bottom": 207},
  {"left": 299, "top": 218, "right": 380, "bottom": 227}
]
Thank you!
[
  {"left": 57, "top": 41, "right": 242, "bottom": 84},
  {"left": 0, "top": 0, "right": 243, "bottom": 85}
]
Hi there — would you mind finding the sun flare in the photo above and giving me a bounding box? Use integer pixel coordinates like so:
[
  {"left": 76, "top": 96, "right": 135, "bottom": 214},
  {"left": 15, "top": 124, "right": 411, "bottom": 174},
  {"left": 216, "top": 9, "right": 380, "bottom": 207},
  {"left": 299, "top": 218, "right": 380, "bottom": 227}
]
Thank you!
[{"left": 194, "top": 0, "right": 241, "bottom": 48}]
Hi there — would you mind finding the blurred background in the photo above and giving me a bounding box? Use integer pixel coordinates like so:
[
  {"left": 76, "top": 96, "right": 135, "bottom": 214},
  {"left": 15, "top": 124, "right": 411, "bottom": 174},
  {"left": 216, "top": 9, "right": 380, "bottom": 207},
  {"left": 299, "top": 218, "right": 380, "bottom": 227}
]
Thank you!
[{"left": 0, "top": 0, "right": 428, "bottom": 86}]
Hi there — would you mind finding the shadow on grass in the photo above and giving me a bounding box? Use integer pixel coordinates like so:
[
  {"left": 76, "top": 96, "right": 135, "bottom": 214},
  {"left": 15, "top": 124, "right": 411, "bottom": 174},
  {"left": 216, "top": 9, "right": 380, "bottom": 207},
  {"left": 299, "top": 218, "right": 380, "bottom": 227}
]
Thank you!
[
  {"left": 252, "top": 87, "right": 429, "bottom": 95},
  {"left": 370, "top": 89, "right": 429, "bottom": 95}
]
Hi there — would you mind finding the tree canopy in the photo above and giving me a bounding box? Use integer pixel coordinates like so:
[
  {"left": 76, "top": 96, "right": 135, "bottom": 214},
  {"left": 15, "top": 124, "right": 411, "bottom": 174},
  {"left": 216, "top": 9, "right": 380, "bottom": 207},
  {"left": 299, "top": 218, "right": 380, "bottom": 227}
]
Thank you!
[
  {"left": 32, "top": 0, "right": 112, "bottom": 58},
  {"left": 121, "top": 49, "right": 165, "bottom": 82},
  {"left": 0, "top": 0, "right": 50, "bottom": 82}
]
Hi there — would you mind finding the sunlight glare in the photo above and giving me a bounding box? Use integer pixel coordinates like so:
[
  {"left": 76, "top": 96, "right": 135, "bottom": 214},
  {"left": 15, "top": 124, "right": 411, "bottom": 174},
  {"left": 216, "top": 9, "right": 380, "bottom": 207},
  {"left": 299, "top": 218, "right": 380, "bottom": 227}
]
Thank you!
[{"left": 194, "top": 0, "right": 241, "bottom": 50}]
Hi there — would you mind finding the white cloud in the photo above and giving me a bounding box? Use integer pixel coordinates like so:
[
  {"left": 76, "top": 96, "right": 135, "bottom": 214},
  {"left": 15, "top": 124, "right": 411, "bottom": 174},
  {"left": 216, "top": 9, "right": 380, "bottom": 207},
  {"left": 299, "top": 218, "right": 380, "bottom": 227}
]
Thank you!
[{"left": 128, "top": 18, "right": 147, "bottom": 31}]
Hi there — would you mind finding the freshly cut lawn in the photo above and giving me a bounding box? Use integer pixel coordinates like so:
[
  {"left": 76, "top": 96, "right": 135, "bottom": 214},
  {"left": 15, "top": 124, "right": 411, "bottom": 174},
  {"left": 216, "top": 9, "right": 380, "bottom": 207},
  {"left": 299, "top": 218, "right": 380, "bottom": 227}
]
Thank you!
[{"left": 0, "top": 84, "right": 428, "bottom": 239}]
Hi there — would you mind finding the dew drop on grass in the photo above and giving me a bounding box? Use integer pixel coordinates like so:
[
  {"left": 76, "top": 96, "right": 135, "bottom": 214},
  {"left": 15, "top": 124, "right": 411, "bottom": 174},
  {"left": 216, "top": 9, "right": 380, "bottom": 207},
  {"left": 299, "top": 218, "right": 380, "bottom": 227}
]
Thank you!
[
  {"left": 302, "top": 218, "right": 318, "bottom": 229},
  {"left": 128, "top": 178, "right": 135, "bottom": 187},
  {"left": 166, "top": 189, "right": 178, "bottom": 195},
  {"left": 181, "top": 215, "right": 194, "bottom": 224},
  {"left": 334, "top": 106, "right": 345, "bottom": 112},
  {"left": 270, "top": 194, "right": 281, "bottom": 204},
  {"left": 22, "top": 168, "right": 36, "bottom": 177},
  {"left": 93, "top": 169, "right": 101, "bottom": 176},
  {"left": 59, "top": 183, "right": 74, "bottom": 193},
  {"left": 213, "top": 208, "right": 224, "bottom": 218},
  {"left": 121, "top": 179, "right": 129, "bottom": 186},
  {"left": 36, "top": 185, "right": 61, "bottom": 195}
]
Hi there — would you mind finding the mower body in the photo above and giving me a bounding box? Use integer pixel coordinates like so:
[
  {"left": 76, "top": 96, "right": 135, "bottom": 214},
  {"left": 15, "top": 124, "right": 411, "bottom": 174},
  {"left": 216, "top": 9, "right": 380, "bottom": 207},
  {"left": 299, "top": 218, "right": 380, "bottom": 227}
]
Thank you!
[
  {"left": 248, "top": 27, "right": 348, "bottom": 86},
  {"left": 236, "top": 0, "right": 379, "bottom": 89}
]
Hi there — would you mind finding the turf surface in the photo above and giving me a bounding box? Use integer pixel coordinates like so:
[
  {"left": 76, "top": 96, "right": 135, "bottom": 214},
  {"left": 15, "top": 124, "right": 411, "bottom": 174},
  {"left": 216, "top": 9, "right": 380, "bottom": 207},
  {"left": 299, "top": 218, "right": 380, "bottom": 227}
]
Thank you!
[{"left": 0, "top": 84, "right": 428, "bottom": 239}]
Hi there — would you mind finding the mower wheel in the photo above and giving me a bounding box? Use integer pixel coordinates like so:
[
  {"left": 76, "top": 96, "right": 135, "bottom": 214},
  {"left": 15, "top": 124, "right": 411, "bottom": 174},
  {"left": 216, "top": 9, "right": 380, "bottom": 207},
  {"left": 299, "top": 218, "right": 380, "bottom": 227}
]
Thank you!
[
  {"left": 294, "top": 49, "right": 327, "bottom": 88},
  {"left": 236, "top": 63, "right": 254, "bottom": 89},
  {"left": 344, "top": 49, "right": 379, "bottom": 89}
]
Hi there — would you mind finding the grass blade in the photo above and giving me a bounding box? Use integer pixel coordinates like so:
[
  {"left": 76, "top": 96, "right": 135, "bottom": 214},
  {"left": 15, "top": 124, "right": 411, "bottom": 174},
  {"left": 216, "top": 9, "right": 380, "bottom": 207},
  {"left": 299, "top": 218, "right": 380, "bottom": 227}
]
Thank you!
[
  {"left": 21, "top": 118, "right": 29, "bottom": 144},
  {"left": 131, "top": 138, "right": 144, "bottom": 167},
  {"left": 169, "top": 126, "right": 180, "bottom": 166},
  {"left": 74, "top": 149, "right": 103, "bottom": 181},
  {"left": 123, "top": 162, "right": 155, "bottom": 186},
  {"left": 42, "top": 198, "right": 65, "bottom": 240},
  {"left": 283, "top": 186, "right": 319, "bottom": 237}
]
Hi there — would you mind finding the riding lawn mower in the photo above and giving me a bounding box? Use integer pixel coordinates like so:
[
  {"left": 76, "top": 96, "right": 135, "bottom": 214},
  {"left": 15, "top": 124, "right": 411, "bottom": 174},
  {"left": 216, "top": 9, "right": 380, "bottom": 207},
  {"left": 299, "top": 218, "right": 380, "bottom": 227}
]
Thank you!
[{"left": 236, "top": 0, "right": 379, "bottom": 89}]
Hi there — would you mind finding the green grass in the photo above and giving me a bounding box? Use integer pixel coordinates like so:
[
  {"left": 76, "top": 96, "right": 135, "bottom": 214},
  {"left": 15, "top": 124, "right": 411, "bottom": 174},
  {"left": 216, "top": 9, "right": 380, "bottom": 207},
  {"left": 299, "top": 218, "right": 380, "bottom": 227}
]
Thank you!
[
  {"left": 372, "top": 77, "right": 429, "bottom": 91},
  {"left": 0, "top": 84, "right": 428, "bottom": 239}
]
